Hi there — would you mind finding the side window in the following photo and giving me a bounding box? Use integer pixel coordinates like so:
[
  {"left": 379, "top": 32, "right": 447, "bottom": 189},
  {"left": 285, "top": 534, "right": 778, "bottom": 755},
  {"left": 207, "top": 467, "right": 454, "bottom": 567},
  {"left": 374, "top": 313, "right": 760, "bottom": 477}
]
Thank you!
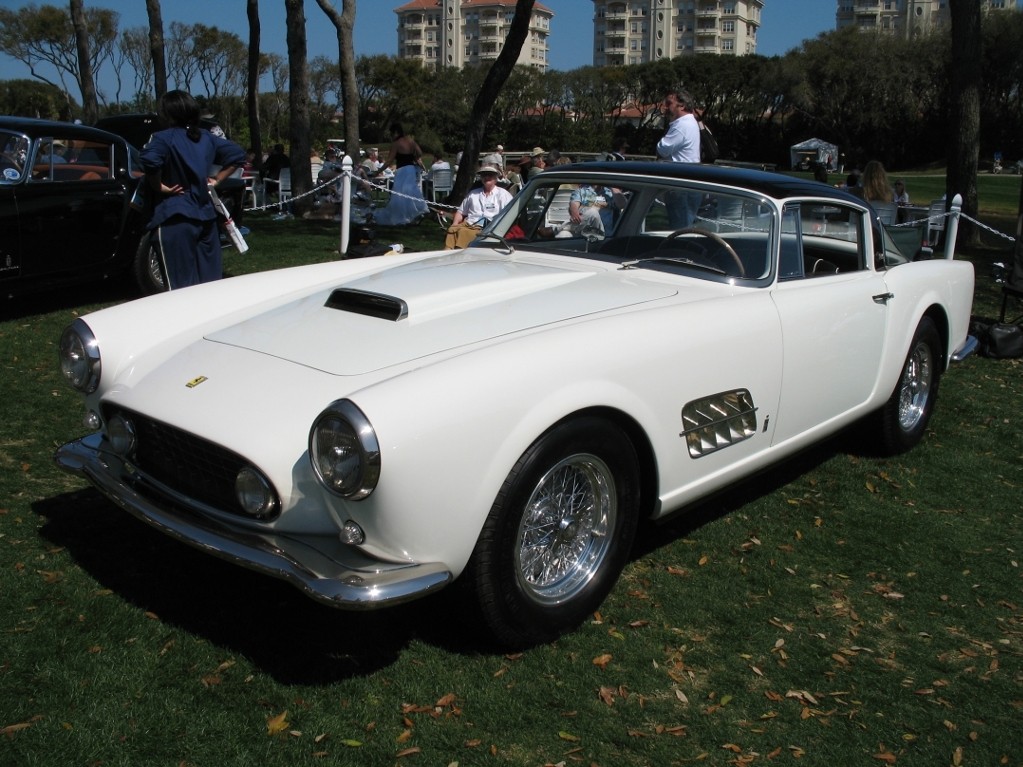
[
  {"left": 791, "top": 201, "right": 866, "bottom": 277},
  {"left": 32, "top": 138, "right": 112, "bottom": 182},
  {"left": 779, "top": 206, "right": 803, "bottom": 280}
]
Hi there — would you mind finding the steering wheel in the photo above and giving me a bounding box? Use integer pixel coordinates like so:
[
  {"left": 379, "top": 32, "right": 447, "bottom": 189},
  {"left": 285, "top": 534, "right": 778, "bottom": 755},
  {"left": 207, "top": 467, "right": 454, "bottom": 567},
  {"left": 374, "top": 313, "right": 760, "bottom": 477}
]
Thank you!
[{"left": 659, "top": 228, "right": 745, "bottom": 277}]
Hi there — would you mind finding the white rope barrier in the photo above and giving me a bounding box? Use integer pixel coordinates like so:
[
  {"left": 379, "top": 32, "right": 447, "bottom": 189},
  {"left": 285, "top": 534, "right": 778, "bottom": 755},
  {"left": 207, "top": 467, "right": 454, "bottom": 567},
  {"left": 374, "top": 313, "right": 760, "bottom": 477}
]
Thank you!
[{"left": 241, "top": 166, "right": 462, "bottom": 219}]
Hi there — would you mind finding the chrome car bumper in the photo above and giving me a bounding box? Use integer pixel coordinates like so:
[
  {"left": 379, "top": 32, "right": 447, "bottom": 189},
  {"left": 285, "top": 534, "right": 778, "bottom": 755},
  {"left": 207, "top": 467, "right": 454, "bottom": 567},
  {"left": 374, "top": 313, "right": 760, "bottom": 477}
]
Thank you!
[
  {"left": 951, "top": 333, "right": 979, "bottom": 362},
  {"left": 54, "top": 433, "right": 452, "bottom": 609}
]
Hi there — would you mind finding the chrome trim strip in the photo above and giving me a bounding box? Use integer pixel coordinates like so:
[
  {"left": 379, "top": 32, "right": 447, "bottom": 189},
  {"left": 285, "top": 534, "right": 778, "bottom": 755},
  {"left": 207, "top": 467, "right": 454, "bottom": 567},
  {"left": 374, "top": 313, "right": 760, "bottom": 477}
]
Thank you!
[{"left": 54, "top": 433, "right": 452, "bottom": 609}]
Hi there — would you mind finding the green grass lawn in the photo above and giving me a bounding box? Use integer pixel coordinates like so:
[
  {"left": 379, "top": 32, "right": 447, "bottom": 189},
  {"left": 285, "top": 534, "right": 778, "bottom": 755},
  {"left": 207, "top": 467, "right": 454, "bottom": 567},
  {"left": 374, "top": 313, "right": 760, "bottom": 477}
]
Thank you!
[{"left": 1, "top": 195, "right": 1021, "bottom": 766}]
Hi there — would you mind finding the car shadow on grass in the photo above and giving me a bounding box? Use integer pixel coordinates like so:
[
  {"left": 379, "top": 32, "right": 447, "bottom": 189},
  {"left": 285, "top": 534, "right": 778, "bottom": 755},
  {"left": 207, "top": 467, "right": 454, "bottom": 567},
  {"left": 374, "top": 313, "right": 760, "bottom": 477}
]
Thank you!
[
  {"left": 32, "top": 488, "right": 475, "bottom": 684},
  {"left": 631, "top": 434, "right": 845, "bottom": 559},
  {"left": 32, "top": 431, "right": 866, "bottom": 677}
]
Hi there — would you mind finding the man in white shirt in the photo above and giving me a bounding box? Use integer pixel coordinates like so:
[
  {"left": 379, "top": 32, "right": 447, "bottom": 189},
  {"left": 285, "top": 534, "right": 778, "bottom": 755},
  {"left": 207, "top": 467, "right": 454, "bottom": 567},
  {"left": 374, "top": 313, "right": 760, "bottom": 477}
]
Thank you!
[
  {"left": 446, "top": 166, "right": 513, "bottom": 248},
  {"left": 656, "top": 88, "right": 702, "bottom": 228}
]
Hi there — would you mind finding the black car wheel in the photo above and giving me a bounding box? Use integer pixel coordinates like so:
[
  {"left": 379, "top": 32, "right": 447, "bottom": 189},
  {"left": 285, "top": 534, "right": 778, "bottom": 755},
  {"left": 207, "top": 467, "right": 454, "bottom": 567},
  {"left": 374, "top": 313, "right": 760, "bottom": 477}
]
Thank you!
[
  {"left": 467, "top": 417, "right": 641, "bottom": 647},
  {"left": 133, "top": 232, "right": 167, "bottom": 294}
]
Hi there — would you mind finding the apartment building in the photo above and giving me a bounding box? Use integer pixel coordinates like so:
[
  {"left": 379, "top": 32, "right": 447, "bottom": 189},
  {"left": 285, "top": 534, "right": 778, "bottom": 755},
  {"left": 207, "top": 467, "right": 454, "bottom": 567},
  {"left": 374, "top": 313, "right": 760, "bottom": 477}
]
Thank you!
[
  {"left": 592, "top": 0, "right": 764, "bottom": 66},
  {"left": 394, "top": 0, "right": 554, "bottom": 71},
  {"left": 836, "top": 0, "right": 1021, "bottom": 38}
]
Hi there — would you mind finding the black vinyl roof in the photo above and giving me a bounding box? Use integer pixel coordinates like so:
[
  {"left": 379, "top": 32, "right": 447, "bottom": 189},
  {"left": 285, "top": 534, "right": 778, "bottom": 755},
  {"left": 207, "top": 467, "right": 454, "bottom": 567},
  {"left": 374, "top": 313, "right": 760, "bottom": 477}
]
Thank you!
[
  {"left": 0, "top": 115, "right": 128, "bottom": 146},
  {"left": 545, "top": 160, "right": 862, "bottom": 204}
]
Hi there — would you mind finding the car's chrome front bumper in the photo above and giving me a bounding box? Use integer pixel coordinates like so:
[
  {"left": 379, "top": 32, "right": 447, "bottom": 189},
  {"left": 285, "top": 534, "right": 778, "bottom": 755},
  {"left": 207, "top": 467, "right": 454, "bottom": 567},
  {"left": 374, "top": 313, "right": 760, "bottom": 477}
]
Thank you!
[{"left": 54, "top": 433, "right": 452, "bottom": 609}]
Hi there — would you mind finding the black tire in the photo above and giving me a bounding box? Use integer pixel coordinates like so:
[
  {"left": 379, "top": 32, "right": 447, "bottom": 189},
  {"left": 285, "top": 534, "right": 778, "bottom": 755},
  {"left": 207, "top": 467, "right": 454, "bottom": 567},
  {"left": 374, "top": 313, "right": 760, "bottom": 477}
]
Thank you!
[
  {"left": 133, "top": 231, "right": 168, "bottom": 294},
  {"left": 467, "top": 417, "right": 641, "bottom": 647},
  {"left": 877, "top": 316, "right": 942, "bottom": 454}
]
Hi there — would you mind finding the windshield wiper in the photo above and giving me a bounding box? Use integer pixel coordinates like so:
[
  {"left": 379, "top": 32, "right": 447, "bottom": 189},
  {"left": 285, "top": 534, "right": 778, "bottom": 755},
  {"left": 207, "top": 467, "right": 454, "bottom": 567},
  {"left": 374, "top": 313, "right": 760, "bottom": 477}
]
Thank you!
[
  {"left": 474, "top": 231, "right": 514, "bottom": 255},
  {"left": 620, "top": 256, "right": 725, "bottom": 275}
]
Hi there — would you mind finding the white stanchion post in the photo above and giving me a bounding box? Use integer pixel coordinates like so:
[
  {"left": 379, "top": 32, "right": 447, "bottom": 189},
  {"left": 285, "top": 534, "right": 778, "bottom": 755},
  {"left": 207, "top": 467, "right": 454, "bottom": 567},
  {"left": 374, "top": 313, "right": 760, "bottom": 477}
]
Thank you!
[
  {"left": 944, "top": 193, "right": 962, "bottom": 260},
  {"left": 340, "top": 155, "right": 352, "bottom": 257}
]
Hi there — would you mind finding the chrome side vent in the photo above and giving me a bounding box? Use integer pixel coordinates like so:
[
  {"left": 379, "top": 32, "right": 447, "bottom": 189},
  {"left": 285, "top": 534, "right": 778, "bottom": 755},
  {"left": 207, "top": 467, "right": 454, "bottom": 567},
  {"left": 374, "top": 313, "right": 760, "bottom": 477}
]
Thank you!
[
  {"left": 325, "top": 288, "right": 408, "bottom": 321},
  {"left": 680, "top": 389, "right": 758, "bottom": 458}
]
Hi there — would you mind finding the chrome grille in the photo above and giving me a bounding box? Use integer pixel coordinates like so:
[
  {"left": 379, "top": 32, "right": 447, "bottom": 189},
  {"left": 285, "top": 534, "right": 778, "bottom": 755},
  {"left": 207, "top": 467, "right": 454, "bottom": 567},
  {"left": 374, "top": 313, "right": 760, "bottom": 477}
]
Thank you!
[{"left": 103, "top": 406, "right": 245, "bottom": 512}]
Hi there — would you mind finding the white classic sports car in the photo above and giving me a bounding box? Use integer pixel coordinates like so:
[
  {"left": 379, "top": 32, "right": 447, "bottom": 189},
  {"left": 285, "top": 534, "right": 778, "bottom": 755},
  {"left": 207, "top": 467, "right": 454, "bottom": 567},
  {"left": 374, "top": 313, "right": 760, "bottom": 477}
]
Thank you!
[{"left": 56, "top": 162, "right": 975, "bottom": 646}]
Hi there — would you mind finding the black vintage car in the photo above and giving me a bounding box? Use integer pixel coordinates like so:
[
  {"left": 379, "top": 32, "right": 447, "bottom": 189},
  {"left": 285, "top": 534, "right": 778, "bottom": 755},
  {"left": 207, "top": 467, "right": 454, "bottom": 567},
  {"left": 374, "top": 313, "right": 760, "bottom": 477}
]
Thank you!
[{"left": 0, "top": 116, "right": 163, "bottom": 298}]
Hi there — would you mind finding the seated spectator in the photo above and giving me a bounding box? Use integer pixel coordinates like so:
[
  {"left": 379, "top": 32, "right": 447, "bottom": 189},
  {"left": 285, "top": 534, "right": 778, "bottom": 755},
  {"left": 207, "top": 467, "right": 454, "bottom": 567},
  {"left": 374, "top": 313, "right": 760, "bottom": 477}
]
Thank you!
[
  {"left": 893, "top": 178, "right": 910, "bottom": 206},
  {"left": 559, "top": 184, "right": 614, "bottom": 237},
  {"left": 261, "top": 143, "right": 289, "bottom": 181},
  {"left": 445, "top": 166, "right": 513, "bottom": 248},
  {"left": 428, "top": 153, "right": 451, "bottom": 177}
]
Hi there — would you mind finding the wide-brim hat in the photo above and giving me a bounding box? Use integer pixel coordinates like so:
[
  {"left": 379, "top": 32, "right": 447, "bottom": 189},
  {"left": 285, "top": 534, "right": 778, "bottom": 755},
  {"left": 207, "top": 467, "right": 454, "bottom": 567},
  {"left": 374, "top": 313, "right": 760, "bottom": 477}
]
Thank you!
[
  {"left": 478, "top": 165, "right": 500, "bottom": 175},
  {"left": 531, "top": 147, "right": 545, "bottom": 157}
]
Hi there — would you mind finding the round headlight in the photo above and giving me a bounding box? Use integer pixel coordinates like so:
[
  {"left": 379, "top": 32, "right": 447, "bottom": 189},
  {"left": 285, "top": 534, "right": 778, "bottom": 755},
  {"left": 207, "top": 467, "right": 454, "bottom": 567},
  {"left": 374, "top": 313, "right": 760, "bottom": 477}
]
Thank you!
[
  {"left": 309, "top": 400, "right": 380, "bottom": 500},
  {"left": 106, "top": 414, "right": 136, "bottom": 456},
  {"left": 235, "top": 467, "right": 280, "bottom": 519},
  {"left": 58, "top": 319, "right": 101, "bottom": 393}
]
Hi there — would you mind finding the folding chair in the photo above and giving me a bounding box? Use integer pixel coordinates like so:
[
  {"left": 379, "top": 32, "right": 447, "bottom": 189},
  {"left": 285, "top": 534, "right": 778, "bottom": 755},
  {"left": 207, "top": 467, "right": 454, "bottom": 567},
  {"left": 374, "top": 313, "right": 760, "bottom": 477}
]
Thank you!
[
  {"left": 926, "top": 199, "right": 946, "bottom": 246},
  {"left": 427, "top": 168, "right": 453, "bottom": 202},
  {"left": 278, "top": 168, "right": 292, "bottom": 205}
]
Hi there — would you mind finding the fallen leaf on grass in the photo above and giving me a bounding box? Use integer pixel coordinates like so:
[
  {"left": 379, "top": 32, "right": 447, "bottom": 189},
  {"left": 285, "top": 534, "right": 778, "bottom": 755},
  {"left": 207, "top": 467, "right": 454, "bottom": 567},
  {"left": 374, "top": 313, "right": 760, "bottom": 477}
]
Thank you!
[
  {"left": 558, "top": 731, "right": 580, "bottom": 742},
  {"left": 873, "top": 748, "right": 897, "bottom": 763},
  {"left": 786, "top": 690, "right": 819, "bottom": 705},
  {"left": 1, "top": 722, "right": 33, "bottom": 736},
  {"left": 598, "top": 686, "right": 616, "bottom": 706},
  {"left": 396, "top": 747, "right": 421, "bottom": 757},
  {"left": 592, "top": 653, "right": 612, "bottom": 669},
  {"left": 267, "top": 710, "right": 289, "bottom": 735}
]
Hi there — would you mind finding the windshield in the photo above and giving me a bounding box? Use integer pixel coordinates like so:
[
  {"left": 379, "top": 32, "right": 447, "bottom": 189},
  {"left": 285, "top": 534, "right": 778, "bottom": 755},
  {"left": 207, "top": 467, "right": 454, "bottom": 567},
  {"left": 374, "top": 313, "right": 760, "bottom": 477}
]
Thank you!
[{"left": 486, "top": 173, "right": 776, "bottom": 284}]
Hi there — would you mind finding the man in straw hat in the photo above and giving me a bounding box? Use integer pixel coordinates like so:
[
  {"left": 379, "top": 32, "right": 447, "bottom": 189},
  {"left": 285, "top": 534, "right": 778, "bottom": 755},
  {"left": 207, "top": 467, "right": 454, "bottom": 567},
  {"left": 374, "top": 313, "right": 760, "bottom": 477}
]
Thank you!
[
  {"left": 517, "top": 147, "right": 547, "bottom": 183},
  {"left": 445, "top": 165, "right": 513, "bottom": 249}
]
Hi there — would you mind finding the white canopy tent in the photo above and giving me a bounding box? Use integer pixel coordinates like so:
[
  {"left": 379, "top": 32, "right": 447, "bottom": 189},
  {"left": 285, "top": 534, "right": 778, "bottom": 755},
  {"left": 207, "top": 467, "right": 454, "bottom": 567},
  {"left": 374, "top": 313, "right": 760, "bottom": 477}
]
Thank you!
[{"left": 790, "top": 138, "right": 838, "bottom": 171}]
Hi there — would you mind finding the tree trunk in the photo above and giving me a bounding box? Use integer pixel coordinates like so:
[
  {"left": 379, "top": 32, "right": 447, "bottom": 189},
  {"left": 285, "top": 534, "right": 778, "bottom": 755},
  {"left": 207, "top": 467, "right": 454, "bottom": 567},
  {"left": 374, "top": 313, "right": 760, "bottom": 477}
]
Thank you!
[
  {"left": 946, "top": 0, "right": 982, "bottom": 246},
  {"left": 314, "top": 0, "right": 359, "bottom": 161},
  {"left": 69, "top": 0, "right": 97, "bottom": 122},
  {"left": 246, "top": 0, "right": 263, "bottom": 173},
  {"left": 146, "top": 0, "right": 167, "bottom": 102},
  {"left": 452, "top": 0, "right": 537, "bottom": 203},
  {"left": 285, "top": 0, "right": 312, "bottom": 212}
]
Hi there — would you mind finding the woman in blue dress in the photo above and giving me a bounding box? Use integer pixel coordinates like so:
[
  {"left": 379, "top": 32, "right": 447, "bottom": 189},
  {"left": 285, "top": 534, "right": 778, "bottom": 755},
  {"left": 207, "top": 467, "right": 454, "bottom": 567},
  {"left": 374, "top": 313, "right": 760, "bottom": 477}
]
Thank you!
[
  {"left": 140, "top": 90, "right": 246, "bottom": 288},
  {"left": 371, "top": 123, "right": 429, "bottom": 226}
]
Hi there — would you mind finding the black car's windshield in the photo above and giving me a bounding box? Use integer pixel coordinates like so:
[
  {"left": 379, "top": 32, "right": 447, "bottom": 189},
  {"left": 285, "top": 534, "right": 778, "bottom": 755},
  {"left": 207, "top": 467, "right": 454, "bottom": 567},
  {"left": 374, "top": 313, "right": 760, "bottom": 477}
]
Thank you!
[{"left": 487, "top": 173, "right": 776, "bottom": 284}]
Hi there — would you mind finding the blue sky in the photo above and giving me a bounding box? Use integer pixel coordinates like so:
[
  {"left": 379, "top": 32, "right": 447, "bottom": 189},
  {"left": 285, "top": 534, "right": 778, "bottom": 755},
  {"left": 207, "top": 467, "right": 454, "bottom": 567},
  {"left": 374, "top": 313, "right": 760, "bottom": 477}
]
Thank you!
[{"left": 0, "top": 0, "right": 836, "bottom": 93}]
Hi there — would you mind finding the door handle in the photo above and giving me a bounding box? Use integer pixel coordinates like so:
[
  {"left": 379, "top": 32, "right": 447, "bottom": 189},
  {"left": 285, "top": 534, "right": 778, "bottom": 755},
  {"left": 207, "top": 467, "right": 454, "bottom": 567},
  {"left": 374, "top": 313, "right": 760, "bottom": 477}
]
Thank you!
[{"left": 872, "top": 292, "right": 894, "bottom": 304}]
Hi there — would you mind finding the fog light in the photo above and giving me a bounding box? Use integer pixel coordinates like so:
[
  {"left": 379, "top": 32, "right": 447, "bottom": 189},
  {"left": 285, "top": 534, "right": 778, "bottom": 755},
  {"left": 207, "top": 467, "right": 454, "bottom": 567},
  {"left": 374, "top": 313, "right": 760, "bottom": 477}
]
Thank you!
[
  {"left": 83, "top": 410, "right": 101, "bottom": 431},
  {"left": 107, "top": 414, "right": 136, "bottom": 456},
  {"left": 235, "top": 467, "right": 279, "bottom": 519},
  {"left": 340, "top": 520, "right": 365, "bottom": 545}
]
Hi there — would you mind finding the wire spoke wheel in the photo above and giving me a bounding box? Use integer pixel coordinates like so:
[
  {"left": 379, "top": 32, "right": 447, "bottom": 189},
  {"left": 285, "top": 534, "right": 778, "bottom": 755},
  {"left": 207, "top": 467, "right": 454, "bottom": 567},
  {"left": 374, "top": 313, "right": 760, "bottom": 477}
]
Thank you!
[
  {"left": 897, "top": 337, "right": 934, "bottom": 432},
  {"left": 514, "top": 453, "right": 615, "bottom": 605}
]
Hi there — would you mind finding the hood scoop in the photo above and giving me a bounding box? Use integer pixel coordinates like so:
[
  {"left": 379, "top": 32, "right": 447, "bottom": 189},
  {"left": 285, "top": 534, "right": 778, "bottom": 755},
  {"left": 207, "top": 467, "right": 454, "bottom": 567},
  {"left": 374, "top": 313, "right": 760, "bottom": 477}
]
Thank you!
[{"left": 326, "top": 288, "right": 408, "bottom": 321}]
